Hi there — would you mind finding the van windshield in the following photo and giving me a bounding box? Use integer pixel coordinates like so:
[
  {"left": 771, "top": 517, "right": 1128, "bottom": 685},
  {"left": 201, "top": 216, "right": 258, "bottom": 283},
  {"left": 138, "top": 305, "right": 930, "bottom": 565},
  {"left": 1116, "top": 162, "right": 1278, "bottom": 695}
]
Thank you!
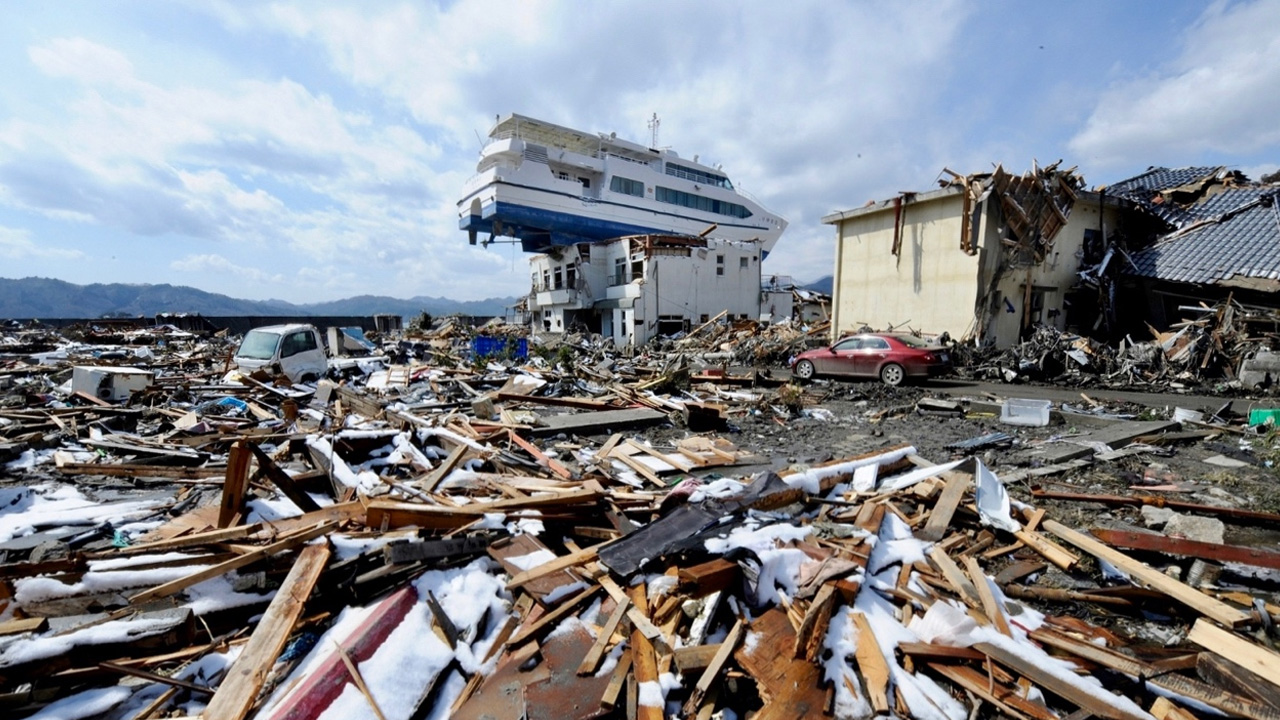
[{"left": 237, "top": 330, "right": 281, "bottom": 360}]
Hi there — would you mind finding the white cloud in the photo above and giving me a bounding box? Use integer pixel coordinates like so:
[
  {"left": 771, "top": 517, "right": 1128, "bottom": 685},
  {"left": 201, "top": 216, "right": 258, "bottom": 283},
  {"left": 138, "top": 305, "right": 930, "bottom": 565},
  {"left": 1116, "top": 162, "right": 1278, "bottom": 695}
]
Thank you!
[
  {"left": 1070, "top": 0, "right": 1280, "bottom": 170},
  {"left": 28, "top": 37, "right": 135, "bottom": 85},
  {"left": 0, "top": 225, "right": 84, "bottom": 260},
  {"left": 170, "top": 253, "right": 284, "bottom": 283}
]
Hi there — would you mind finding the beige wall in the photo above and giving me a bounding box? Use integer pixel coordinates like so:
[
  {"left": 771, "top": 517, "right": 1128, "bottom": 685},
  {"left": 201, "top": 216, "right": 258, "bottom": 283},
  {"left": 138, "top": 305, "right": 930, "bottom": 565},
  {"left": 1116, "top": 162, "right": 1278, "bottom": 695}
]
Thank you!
[{"left": 831, "top": 192, "right": 983, "bottom": 340}]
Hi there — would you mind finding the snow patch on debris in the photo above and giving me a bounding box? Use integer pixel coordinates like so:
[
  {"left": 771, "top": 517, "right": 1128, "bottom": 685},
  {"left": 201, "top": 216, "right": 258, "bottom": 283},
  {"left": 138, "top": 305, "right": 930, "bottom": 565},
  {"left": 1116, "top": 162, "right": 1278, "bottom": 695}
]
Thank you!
[{"left": 23, "top": 685, "right": 132, "bottom": 720}]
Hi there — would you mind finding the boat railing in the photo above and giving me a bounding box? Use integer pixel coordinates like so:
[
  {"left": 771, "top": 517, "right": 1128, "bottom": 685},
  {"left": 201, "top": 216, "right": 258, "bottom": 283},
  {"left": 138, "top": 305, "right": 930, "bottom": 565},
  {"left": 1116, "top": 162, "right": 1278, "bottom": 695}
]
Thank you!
[{"left": 605, "top": 153, "right": 653, "bottom": 167}]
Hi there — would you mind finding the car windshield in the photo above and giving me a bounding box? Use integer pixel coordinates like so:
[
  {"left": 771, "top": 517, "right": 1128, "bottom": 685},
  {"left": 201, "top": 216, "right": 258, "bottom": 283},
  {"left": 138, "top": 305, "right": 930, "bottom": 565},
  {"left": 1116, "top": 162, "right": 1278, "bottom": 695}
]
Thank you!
[
  {"left": 236, "top": 330, "right": 281, "bottom": 360},
  {"left": 893, "top": 335, "right": 932, "bottom": 348}
]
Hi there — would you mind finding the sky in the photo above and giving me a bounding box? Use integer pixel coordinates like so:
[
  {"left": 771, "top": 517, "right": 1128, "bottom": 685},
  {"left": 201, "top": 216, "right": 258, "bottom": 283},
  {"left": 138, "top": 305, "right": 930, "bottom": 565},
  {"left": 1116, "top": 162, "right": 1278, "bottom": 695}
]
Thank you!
[{"left": 1, "top": 0, "right": 1279, "bottom": 304}]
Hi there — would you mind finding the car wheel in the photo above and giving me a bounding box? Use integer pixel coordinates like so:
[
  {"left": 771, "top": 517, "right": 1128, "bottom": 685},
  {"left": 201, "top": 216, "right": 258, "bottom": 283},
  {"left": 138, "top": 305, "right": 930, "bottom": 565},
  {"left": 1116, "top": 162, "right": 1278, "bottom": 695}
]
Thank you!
[
  {"left": 793, "top": 359, "right": 816, "bottom": 381},
  {"left": 879, "top": 362, "right": 905, "bottom": 387}
]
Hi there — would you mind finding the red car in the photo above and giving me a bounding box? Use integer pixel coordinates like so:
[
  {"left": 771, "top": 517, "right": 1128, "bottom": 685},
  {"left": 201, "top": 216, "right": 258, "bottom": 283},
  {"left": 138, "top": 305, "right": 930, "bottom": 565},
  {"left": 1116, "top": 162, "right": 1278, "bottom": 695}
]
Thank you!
[{"left": 789, "top": 333, "right": 952, "bottom": 386}]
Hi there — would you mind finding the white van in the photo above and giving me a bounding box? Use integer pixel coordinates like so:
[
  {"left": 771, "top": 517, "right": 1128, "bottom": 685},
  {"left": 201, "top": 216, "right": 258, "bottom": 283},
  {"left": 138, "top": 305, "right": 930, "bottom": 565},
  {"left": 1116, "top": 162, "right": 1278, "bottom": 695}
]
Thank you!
[{"left": 233, "top": 324, "right": 329, "bottom": 383}]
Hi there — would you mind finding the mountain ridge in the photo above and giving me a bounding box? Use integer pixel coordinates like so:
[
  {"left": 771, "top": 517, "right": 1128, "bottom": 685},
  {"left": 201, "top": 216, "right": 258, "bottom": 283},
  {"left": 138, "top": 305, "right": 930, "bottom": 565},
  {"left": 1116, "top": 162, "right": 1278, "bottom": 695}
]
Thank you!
[{"left": 0, "top": 277, "right": 516, "bottom": 319}]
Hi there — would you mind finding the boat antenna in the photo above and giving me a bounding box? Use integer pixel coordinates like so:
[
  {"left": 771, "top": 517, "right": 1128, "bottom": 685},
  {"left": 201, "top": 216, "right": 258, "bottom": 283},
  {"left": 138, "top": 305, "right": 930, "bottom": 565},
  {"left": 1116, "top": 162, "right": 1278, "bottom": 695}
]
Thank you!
[
  {"left": 648, "top": 113, "right": 660, "bottom": 147},
  {"left": 474, "top": 128, "right": 484, "bottom": 153}
]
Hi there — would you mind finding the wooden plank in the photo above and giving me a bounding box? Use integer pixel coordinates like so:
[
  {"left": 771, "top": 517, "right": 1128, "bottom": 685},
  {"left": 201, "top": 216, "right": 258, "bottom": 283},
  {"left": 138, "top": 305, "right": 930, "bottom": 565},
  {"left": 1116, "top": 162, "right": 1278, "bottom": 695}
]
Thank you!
[
  {"left": 577, "top": 599, "right": 629, "bottom": 676},
  {"left": 792, "top": 582, "right": 837, "bottom": 661},
  {"left": 419, "top": 443, "right": 467, "bottom": 493},
  {"left": 929, "top": 663, "right": 1057, "bottom": 720},
  {"left": 247, "top": 443, "right": 321, "bottom": 513},
  {"left": 1189, "top": 619, "right": 1280, "bottom": 690},
  {"left": 629, "top": 582, "right": 663, "bottom": 720},
  {"left": 851, "top": 611, "right": 891, "bottom": 714},
  {"left": 1150, "top": 697, "right": 1199, "bottom": 720},
  {"left": 218, "top": 441, "right": 252, "bottom": 528},
  {"left": 975, "top": 641, "right": 1149, "bottom": 720},
  {"left": 1092, "top": 528, "right": 1280, "bottom": 572},
  {"left": 129, "top": 520, "right": 336, "bottom": 604},
  {"left": 1044, "top": 520, "right": 1252, "bottom": 628},
  {"left": 963, "top": 555, "right": 1011, "bottom": 636},
  {"left": 56, "top": 463, "right": 224, "bottom": 479},
  {"left": 506, "top": 585, "right": 599, "bottom": 647},
  {"left": 505, "top": 544, "right": 600, "bottom": 591},
  {"left": 926, "top": 546, "right": 979, "bottom": 606},
  {"left": 508, "top": 429, "right": 572, "bottom": 479},
  {"left": 1012, "top": 527, "right": 1079, "bottom": 571},
  {"left": 1032, "top": 628, "right": 1280, "bottom": 720},
  {"left": 0, "top": 617, "right": 47, "bottom": 636},
  {"left": 203, "top": 544, "right": 330, "bottom": 720},
  {"left": 1197, "top": 652, "right": 1280, "bottom": 712},
  {"left": 683, "top": 618, "right": 743, "bottom": 715},
  {"left": 917, "top": 473, "right": 969, "bottom": 542},
  {"left": 528, "top": 407, "right": 668, "bottom": 437}
]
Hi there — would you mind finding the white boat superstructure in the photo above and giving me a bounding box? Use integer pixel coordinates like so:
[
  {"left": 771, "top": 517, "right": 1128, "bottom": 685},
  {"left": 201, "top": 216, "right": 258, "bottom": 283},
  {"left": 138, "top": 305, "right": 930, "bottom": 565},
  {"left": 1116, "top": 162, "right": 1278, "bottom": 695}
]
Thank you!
[{"left": 458, "top": 114, "right": 787, "bottom": 254}]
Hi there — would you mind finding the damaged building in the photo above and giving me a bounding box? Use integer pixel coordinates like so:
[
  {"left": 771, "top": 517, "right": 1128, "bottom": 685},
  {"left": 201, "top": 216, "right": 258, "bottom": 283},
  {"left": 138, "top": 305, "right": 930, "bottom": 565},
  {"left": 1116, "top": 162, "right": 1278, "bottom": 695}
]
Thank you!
[
  {"left": 526, "top": 234, "right": 766, "bottom": 345},
  {"left": 824, "top": 163, "right": 1129, "bottom": 348},
  {"left": 825, "top": 162, "right": 1280, "bottom": 350}
]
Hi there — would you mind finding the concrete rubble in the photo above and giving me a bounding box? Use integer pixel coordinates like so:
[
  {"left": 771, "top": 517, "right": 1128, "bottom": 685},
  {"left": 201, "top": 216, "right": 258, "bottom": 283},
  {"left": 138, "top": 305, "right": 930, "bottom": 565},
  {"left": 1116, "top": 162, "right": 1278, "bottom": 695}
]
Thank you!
[{"left": 3, "top": 319, "right": 1280, "bottom": 719}]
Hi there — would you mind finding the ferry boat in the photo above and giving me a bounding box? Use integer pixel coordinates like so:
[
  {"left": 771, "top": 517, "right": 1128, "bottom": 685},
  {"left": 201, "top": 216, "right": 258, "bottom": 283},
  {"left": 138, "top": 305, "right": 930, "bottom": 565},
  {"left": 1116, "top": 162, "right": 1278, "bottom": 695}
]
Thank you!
[{"left": 459, "top": 114, "right": 787, "bottom": 254}]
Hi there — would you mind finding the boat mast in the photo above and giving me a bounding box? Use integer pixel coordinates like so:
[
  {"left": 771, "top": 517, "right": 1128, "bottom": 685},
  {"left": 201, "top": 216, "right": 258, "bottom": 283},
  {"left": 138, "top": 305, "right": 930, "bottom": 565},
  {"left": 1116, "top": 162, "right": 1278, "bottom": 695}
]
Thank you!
[{"left": 648, "top": 113, "right": 660, "bottom": 148}]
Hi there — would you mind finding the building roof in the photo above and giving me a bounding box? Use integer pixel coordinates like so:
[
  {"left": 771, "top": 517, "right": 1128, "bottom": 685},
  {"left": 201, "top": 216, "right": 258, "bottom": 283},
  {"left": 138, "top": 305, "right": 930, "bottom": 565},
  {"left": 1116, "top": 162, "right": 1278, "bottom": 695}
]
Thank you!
[{"left": 1128, "top": 186, "right": 1280, "bottom": 285}]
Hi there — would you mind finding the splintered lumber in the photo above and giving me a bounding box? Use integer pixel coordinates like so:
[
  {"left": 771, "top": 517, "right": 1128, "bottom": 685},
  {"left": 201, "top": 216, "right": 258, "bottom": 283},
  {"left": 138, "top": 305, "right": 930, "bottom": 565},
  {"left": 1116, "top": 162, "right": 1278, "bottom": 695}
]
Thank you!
[
  {"left": 56, "top": 463, "right": 224, "bottom": 479},
  {"left": 1033, "top": 490, "right": 1280, "bottom": 526},
  {"left": 129, "top": 520, "right": 336, "bottom": 604},
  {"left": 1091, "top": 528, "right": 1280, "bottom": 571},
  {"left": 792, "top": 582, "right": 837, "bottom": 661},
  {"left": 0, "top": 617, "right": 48, "bottom": 636},
  {"left": 506, "top": 585, "right": 599, "bottom": 647},
  {"left": 1043, "top": 519, "right": 1252, "bottom": 628},
  {"left": 928, "top": 663, "right": 1059, "bottom": 720},
  {"left": 1032, "top": 627, "right": 1280, "bottom": 720},
  {"left": 734, "top": 608, "right": 828, "bottom": 720},
  {"left": 1197, "top": 652, "right": 1280, "bottom": 712},
  {"left": 218, "top": 440, "right": 253, "bottom": 527},
  {"left": 204, "top": 543, "right": 330, "bottom": 720},
  {"left": 419, "top": 443, "right": 467, "bottom": 493},
  {"left": 1189, "top": 619, "right": 1280, "bottom": 690},
  {"left": 973, "top": 641, "right": 1149, "bottom": 720},
  {"left": 508, "top": 429, "right": 572, "bottom": 479},
  {"left": 851, "top": 611, "right": 891, "bottom": 714}
]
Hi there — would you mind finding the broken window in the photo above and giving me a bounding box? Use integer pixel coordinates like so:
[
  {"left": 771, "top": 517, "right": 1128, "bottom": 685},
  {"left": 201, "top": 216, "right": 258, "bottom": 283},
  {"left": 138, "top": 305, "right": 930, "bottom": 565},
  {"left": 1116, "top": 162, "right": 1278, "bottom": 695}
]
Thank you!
[
  {"left": 553, "top": 266, "right": 563, "bottom": 290},
  {"left": 541, "top": 269, "right": 550, "bottom": 290},
  {"left": 631, "top": 259, "right": 642, "bottom": 280},
  {"left": 566, "top": 265, "right": 576, "bottom": 289}
]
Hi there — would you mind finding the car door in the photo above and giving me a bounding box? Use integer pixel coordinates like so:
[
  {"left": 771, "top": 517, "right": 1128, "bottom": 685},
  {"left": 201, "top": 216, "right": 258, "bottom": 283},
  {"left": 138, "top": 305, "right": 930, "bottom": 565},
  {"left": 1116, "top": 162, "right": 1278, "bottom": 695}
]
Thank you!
[
  {"left": 854, "top": 336, "right": 892, "bottom": 376},
  {"left": 821, "top": 337, "right": 861, "bottom": 376},
  {"left": 279, "top": 329, "right": 327, "bottom": 381}
]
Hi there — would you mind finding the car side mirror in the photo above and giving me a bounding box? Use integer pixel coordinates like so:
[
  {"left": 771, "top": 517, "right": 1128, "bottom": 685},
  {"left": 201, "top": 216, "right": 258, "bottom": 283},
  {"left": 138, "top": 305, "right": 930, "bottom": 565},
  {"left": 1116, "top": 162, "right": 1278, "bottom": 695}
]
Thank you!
[{"left": 829, "top": 347, "right": 837, "bottom": 353}]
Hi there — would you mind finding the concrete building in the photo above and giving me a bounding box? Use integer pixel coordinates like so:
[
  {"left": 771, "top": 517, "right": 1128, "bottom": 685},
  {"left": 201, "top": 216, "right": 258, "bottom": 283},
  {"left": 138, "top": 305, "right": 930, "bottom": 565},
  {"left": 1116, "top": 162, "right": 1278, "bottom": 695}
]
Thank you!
[
  {"left": 527, "top": 234, "right": 763, "bottom": 345},
  {"left": 823, "top": 165, "right": 1129, "bottom": 349}
]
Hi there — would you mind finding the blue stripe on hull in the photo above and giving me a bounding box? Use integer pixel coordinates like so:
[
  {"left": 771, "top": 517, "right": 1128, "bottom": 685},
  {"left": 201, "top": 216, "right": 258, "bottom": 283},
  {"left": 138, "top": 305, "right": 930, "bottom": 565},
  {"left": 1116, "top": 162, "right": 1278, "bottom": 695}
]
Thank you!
[{"left": 461, "top": 202, "right": 675, "bottom": 251}]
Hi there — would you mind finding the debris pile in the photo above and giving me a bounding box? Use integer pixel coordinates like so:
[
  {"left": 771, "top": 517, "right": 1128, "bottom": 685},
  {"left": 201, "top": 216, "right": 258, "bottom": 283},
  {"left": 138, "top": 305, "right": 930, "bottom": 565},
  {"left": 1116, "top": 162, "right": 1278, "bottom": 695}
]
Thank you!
[
  {"left": 4, "top": 332, "right": 1280, "bottom": 720},
  {"left": 954, "top": 297, "right": 1279, "bottom": 391}
]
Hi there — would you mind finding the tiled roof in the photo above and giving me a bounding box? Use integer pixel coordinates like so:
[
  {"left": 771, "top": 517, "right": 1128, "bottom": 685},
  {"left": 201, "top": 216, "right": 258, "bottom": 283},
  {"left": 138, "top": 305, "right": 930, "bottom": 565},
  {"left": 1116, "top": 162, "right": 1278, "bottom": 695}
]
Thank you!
[
  {"left": 1106, "top": 166, "right": 1223, "bottom": 198},
  {"left": 1128, "top": 189, "right": 1280, "bottom": 284}
]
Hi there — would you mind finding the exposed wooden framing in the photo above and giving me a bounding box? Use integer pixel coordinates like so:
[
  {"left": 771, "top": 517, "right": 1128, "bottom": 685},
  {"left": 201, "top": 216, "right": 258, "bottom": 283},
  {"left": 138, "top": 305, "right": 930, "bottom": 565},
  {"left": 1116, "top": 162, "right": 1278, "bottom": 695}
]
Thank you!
[
  {"left": 1044, "top": 520, "right": 1252, "bottom": 628},
  {"left": 203, "top": 544, "right": 330, "bottom": 720}
]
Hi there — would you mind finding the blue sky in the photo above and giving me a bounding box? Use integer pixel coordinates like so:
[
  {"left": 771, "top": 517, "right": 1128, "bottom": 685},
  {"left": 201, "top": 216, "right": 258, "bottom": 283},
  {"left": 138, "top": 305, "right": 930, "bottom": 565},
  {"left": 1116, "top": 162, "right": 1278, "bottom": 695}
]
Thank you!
[{"left": 1, "top": 0, "right": 1278, "bottom": 303}]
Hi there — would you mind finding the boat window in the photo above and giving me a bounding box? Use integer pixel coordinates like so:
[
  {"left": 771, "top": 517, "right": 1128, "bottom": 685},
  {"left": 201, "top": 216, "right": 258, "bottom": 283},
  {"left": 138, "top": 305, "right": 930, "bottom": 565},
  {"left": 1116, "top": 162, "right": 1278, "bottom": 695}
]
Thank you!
[
  {"left": 609, "top": 176, "right": 645, "bottom": 197},
  {"left": 665, "top": 162, "right": 732, "bottom": 189},
  {"left": 654, "top": 187, "right": 752, "bottom": 218}
]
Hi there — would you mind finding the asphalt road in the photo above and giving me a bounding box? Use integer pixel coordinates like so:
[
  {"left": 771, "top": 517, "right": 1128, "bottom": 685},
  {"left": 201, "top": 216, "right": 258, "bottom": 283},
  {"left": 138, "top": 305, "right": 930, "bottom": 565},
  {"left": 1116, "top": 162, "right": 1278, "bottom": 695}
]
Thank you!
[{"left": 773, "top": 369, "right": 1268, "bottom": 416}]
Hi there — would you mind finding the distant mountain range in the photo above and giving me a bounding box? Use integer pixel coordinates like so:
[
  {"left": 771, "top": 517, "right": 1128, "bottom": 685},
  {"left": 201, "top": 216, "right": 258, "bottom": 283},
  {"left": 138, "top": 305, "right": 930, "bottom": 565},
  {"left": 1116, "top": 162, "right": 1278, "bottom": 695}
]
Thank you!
[
  {"left": 802, "top": 276, "right": 833, "bottom": 294},
  {"left": 0, "top": 277, "right": 516, "bottom": 320}
]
